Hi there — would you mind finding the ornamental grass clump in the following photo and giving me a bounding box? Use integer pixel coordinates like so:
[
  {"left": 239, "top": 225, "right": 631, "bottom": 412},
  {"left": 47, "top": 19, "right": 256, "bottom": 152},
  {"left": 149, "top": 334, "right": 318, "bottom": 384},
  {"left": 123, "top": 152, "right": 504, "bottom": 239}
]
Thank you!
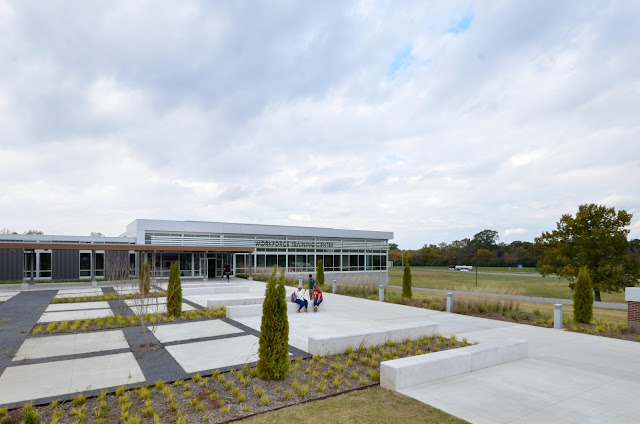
[
  {"left": 167, "top": 261, "right": 182, "bottom": 317},
  {"left": 573, "top": 266, "right": 594, "bottom": 324},
  {"left": 257, "top": 266, "right": 289, "bottom": 380}
]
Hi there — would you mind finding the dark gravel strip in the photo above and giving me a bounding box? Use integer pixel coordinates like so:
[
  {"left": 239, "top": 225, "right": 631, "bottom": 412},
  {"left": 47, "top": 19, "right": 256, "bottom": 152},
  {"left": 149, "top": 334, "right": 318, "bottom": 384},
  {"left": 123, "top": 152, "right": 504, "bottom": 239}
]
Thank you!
[
  {"left": 103, "top": 287, "right": 138, "bottom": 317},
  {"left": 121, "top": 325, "right": 186, "bottom": 383},
  {"left": 8, "top": 347, "right": 131, "bottom": 367},
  {"left": 0, "top": 290, "right": 57, "bottom": 370},
  {"left": 152, "top": 284, "right": 204, "bottom": 311}
]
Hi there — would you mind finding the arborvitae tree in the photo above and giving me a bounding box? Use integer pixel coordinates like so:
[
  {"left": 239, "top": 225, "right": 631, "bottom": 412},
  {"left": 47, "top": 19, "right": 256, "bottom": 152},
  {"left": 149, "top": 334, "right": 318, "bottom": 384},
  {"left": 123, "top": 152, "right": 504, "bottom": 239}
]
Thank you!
[
  {"left": 573, "top": 266, "right": 594, "bottom": 324},
  {"left": 139, "top": 262, "right": 150, "bottom": 295},
  {"left": 402, "top": 261, "right": 412, "bottom": 298},
  {"left": 317, "top": 259, "right": 325, "bottom": 286},
  {"left": 167, "top": 261, "right": 182, "bottom": 317},
  {"left": 257, "top": 266, "right": 289, "bottom": 380}
]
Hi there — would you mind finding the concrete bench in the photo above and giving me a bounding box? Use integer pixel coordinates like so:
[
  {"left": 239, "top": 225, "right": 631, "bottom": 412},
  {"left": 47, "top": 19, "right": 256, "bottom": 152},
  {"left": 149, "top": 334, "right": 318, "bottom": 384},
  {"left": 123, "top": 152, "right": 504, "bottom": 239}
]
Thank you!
[
  {"left": 207, "top": 296, "right": 265, "bottom": 309},
  {"left": 307, "top": 321, "right": 439, "bottom": 356},
  {"left": 225, "top": 299, "right": 326, "bottom": 318},
  {"left": 183, "top": 285, "right": 250, "bottom": 296},
  {"left": 380, "top": 338, "right": 528, "bottom": 391}
]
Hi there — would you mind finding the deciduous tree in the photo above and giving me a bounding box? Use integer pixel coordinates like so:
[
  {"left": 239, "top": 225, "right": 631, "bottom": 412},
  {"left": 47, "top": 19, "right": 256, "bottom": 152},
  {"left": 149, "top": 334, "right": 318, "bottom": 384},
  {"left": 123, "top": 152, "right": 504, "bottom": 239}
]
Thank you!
[
  {"left": 472, "top": 229, "right": 499, "bottom": 250},
  {"left": 535, "top": 204, "right": 639, "bottom": 301}
]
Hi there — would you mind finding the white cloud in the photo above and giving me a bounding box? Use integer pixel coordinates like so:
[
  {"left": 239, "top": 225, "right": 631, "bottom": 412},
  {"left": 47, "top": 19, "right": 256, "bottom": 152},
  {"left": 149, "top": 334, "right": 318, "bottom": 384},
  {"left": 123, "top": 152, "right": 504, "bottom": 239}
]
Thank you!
[
  {"left": 0, "top": 1, "right": 639, "bottom": 246},
  {"left": 503, "top": 228, "right": 526, "bottom": 237}
]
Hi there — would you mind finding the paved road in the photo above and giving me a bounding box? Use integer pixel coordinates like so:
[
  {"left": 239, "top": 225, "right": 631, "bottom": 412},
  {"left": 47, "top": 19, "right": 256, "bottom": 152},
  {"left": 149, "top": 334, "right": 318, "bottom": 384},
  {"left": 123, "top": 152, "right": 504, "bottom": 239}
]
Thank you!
[{"left": 388, "top": 285, "right": 627, "bottom": 310}]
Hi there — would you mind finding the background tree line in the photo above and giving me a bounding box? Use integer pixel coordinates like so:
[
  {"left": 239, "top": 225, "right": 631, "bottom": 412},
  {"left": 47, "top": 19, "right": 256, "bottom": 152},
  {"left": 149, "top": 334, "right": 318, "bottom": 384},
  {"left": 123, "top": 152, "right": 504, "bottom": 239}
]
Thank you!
[
  {"left": 389, "top": 229, "right": 546, "bottom": 268},
  {"left": 391, "top": 227, "right": 640, "bottom": 270}
]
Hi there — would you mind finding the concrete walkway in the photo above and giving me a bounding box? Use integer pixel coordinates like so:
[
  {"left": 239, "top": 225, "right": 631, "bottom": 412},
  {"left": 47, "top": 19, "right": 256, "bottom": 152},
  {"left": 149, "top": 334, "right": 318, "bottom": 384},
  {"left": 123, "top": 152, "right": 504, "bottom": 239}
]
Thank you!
[
  {"left": 2, "top": 280, "right": 639, "bottom": 423},
  {"left": 235, "top": 288, "right": 640, "bottom": 424},
  {"left": 388, "top": 285, "right": 628, "bottom": 310},
  {"left": 0, "top": 280, "right": 307, "bottom": 409}
]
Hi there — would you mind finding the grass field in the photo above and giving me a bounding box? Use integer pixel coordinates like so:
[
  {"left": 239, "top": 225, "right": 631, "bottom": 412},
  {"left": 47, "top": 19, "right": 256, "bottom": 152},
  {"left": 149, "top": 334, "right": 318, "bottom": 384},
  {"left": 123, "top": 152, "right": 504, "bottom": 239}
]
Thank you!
[
  {"left": 239, "top": 386, "right": 468, "bottom": 424},
  {"left": 388, "top": 266, "right": 627, "bottom": 303}
]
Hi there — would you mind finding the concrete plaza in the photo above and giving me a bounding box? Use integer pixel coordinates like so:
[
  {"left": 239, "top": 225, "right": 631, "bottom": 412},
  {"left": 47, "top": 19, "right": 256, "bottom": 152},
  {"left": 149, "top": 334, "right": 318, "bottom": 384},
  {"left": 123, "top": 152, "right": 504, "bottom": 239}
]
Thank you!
[{"left": 1, "top": 279, "right": 639, "bottom": 423}]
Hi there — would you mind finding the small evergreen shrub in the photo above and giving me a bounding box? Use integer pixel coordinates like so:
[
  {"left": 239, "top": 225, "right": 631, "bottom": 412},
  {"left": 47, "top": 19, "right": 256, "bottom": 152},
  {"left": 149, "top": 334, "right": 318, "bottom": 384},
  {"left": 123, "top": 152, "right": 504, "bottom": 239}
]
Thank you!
[
  {"left": 167, "top": 262, "right": 182, "bottom": 317},
  {"left": 573, "top": 266, "right": 594, "bottom": 324},
  {"left": 257, "top": 266, "right": 289, "bottom": 380},
  {"left": 317, "top": 259, "right": 325, "bottom": 286},
  {"left": 402, "top": 261, "right": 412, "bottom": 298}
]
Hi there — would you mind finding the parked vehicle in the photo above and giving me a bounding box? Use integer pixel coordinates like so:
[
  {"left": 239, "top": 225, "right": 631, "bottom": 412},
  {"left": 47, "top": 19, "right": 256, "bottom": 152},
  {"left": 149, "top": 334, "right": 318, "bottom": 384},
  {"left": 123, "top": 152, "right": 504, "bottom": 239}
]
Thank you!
[{"left": 448, "top": 265, "right": 473, "bottom": 271}]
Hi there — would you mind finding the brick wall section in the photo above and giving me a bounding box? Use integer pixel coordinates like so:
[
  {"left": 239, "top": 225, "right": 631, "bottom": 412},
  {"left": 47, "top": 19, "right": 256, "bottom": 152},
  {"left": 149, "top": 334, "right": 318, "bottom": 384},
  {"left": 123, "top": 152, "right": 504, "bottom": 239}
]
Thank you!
[{"left": 629, "top": 301, "right": 640, "bottom": 330}]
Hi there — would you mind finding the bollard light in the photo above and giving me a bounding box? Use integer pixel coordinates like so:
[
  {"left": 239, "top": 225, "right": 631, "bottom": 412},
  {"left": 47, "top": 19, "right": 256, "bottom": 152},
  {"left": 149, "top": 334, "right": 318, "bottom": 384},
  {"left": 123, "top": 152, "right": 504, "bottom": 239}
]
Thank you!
[
  {"left": 379, "top": 285, "right": 385, "bottom": 302},
  {"left": 446, "top": 292, "right": 453, "bottom": 312},
  {"left": 332, "top": 280, "right": 337, "bottom": 293},
  {"left": 554, "top": 304, "right": 563, "bottom": 329}
]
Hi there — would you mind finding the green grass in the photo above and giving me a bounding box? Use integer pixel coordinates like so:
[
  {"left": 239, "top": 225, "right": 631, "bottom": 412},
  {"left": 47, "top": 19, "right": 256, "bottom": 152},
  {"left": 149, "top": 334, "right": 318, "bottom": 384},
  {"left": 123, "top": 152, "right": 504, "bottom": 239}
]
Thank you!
[
  {"left": 389, "top": 266, "right": 627, "bottom": 302},
  {"left": 51, "top": 292, "right": 165, "bottom": 303},
  {"left": 32, "top": 307, "right": 226, "bottom": 334},
  {"left": 239, "top": 386, "right": 468, "bottom": 424}
]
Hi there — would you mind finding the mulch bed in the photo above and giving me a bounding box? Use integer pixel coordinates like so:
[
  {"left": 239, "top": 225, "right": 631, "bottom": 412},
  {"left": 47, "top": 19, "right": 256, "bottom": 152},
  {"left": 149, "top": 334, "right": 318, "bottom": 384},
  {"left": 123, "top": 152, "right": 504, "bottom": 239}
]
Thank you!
[{"left": 0, "top": 336, "right": 468, "bottom": 423}]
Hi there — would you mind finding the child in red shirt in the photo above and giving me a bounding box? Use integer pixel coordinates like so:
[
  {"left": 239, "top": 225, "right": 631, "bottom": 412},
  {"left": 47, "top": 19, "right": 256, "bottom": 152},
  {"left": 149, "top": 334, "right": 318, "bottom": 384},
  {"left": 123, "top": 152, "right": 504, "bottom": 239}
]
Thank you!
[{"left": 312, "top": 283, "right": 323, "bottom": 312}]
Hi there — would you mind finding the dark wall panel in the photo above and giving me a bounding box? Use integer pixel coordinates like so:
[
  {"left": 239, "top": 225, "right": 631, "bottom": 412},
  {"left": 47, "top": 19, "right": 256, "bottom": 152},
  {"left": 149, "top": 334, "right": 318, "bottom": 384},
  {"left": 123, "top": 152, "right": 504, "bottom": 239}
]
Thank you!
[
  {"left": 0, "top": 249, "right": 23, "bottom": 281},
  {"left": 52, "top": 249, "right": 80, "bottom": 280}
]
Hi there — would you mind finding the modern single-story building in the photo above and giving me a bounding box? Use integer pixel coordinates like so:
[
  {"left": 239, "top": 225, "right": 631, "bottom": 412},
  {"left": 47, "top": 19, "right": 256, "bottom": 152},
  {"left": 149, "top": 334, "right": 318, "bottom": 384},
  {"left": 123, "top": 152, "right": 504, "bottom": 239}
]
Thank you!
[{"left": 0, "top": 219, "right": 393, "bottom": 285}]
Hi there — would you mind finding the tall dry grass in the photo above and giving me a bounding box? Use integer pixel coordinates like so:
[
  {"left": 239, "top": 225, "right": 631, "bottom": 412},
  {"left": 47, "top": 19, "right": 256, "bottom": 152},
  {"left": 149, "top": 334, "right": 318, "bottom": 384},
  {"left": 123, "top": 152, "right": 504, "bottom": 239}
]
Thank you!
[{"left": 451, "top": 285, "right": 524, "bottom": 316}]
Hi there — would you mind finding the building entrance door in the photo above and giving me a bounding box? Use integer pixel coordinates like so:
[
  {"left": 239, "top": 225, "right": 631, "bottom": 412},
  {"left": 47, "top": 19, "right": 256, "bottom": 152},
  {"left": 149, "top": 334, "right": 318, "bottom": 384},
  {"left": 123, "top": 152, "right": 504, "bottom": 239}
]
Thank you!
[
  {"left": 215, "top": 258, "right": 223, "bottom": 278},
  {"left": 207, "top": 259, "right": 215, "bottom": 279}
]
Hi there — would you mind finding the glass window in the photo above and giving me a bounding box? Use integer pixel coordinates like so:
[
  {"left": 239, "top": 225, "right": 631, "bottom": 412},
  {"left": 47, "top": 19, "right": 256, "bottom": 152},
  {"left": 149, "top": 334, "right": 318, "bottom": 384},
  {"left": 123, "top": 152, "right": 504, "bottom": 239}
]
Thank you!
[
  {"left": 266, "top": 255, "right": 278, "bottom": 267},
  {"left": 324, "top": 255, "right": 334, "bottom": 271},
  {"left": 350, "top": 255, "right": 358, "bottom": 270},
  {"left": 96, "top": 253, "right": 105, "bottom": 277},
  {"left": 287, "top": 254, "right": 296, "bottom": 271},
  {"left": 39, "top": 252, "right": 52, "bottom": 278},
  {"left": 80, "top": 252, "right": 91, "bottom": 277},
  {"left": 295, "top": 255, "right": 309, "bottom": 271},
  {"left": 179, "top": 253, "right": 193, "bottom": 275},
  {"left": 23, "top": 252, "right": 35, "bottom": 279},
  {"left": 257, "top": 255, "right": 266, "bottom": 268}
]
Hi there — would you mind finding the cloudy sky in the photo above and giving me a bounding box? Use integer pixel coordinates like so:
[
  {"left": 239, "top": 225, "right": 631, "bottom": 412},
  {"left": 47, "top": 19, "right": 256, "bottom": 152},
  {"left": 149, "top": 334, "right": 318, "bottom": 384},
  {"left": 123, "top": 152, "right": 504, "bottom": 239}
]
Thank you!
[{"left": 1, "top": 1, "right": 639, "bottom": 249}]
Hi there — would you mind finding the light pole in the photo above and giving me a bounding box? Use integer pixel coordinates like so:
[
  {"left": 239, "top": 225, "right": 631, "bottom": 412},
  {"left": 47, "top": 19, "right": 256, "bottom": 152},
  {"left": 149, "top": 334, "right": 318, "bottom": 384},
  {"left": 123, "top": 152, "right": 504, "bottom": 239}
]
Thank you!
[{"left": 475, "top": 249, "right": 478, "bottom": 288}]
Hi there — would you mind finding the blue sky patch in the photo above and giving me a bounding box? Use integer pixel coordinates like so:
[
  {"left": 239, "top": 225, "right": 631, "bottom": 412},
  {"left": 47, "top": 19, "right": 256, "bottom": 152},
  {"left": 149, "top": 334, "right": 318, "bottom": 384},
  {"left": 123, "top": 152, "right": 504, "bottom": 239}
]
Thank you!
[
  {"left": 449, "top": 12, "right": 473, "bottom": 34},
  {"left": 386, "top": 44, "right": 414, "bottom": 80}
]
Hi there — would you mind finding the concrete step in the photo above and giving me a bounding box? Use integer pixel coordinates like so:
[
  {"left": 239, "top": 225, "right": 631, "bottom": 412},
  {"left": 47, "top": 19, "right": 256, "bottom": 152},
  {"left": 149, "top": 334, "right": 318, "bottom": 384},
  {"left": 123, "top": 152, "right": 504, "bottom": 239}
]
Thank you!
[
  {"left": 380, "top": 338, "right": 528, "bottom": 391},
  {"left": 183, "top": 286, "right": 250, "bottom": 296},
  {"left": 225, "top": 299, "right": 326, "bottom": 318},
  {"left": 207, "top": 296, "right": 265, "bottom": 309}
]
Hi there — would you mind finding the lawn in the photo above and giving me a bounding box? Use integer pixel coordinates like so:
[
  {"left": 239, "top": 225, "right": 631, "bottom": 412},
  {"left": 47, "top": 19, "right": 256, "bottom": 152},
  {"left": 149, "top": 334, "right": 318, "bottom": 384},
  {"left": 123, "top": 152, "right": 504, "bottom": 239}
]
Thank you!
[
  {"left": 239, "top": 386, "right": 468, "bottom": 424},
  {"left": 389, "top": 266, "right": 627, "bottom": 303}
]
